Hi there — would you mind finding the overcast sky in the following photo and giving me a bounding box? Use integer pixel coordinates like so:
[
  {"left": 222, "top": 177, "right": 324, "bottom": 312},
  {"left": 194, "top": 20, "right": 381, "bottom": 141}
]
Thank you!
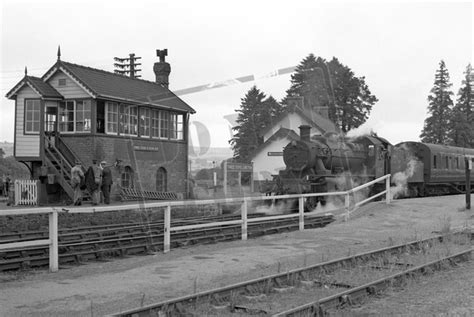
[{"left": 1, "top": 0, "right": 472, "bottom": 150}]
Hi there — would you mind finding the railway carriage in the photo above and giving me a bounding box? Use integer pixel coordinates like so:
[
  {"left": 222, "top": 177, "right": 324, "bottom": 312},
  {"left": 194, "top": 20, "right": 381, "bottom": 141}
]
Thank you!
[{"left": 391, "top": 142, "right": 474, "bottom": 196}]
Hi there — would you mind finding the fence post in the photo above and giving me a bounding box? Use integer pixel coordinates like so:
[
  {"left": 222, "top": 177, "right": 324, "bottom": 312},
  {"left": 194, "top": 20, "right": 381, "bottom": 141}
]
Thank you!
[
  {"left": 299, "top": 197, "right": 304, "bottom": 231},
  {"left": 385, "top": 175, "right": 391, "bottom": 204},
  {"left": 49, "top": 210, "right": 58, "bottom": 272},
  {"left": 241, "top": 199, "right": 248, "bottom": 241},
  {"left": 164, "top": 204, "right": 171, "bottom": 253},
  {"left": 344, "top": 192, "right": 351, "bottom": 220},
  {"left": 14, "top": 180, "right": 19, "bottom": 206}
]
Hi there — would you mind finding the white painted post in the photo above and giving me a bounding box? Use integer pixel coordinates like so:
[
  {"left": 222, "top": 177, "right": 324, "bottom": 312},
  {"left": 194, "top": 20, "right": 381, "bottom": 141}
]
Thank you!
[
  {"left": 241, "top": 199, "right": 248, "bottom": 240},
  {"left": 344, "top": 192, "right": 351, "bottom": 220},
  {"left": 223, "top": 161, "right": 228, "bottom": 196},
  {"left": 14, "top": 180, "right": 19, "bottom": 206},
  {"left": 49, "top": 210, "right": 59, "bottom": 272},
  {"left": 298, "top": 197, "right": 304, "bottom": 231},
  {"left": 385, "top": 175, "right": 391, "bottom": 204},
  {"left": 250, "top": 162, "right": 254, "bottom": 193},
  {"left": 164, "top": 204, "right": 171, "bottom": 253}
]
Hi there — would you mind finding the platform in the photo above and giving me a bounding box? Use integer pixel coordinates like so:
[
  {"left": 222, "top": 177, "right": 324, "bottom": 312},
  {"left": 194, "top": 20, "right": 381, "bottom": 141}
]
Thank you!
[{"left": 0, "top": 194, "right": 473, "bottom": 316}]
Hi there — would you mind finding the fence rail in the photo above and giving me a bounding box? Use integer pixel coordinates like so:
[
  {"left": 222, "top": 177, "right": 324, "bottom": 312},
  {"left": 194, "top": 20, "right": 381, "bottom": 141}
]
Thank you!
[
  {"left": 0, "top": 175, "right": 391, "bottom": 272},
  {"left": 14, "top": 179, "right": 38, "bottom": 206}
]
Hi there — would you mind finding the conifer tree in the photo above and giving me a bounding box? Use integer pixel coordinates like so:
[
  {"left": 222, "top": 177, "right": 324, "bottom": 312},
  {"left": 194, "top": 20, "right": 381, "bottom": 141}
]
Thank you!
[
  {"left": 230, "top": 86, "right": 284, "bottom": 162},
  {"left": 420, "top": 60, "right": 454, "bottom": 144},
  {"left": 326, "top": 57, "right": 377, "bottom": 133},
  {"left": 284, "top": 54, "right": 377, "bottom": 133},
  {"left": 449, "top": 64, "right": 473, "bottom": 148}
]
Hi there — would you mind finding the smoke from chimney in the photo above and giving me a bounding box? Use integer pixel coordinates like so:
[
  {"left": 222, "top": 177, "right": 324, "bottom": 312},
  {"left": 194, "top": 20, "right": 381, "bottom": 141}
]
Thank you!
[{"left": 154, "top": 49, "right": 170, "bottom": 88}]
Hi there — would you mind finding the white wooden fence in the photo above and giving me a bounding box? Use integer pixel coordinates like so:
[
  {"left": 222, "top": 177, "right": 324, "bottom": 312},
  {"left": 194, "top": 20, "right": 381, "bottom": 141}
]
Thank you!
[
  {"left": 14, "top": 180, "right": 38, "bottom": 206},
  {"left": 0, "top": 174, "right": 391, "bottom": 272}
]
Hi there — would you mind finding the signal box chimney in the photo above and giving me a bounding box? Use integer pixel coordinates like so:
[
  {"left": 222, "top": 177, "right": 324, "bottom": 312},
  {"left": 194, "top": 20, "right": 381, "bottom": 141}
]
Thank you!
[{"left": 154, "top": 49, "right": 171, "bottom": 88}]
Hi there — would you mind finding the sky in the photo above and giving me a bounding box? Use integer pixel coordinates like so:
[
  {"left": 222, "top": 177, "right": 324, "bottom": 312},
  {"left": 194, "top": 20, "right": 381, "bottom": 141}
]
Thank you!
[{"left": 1, "top": 0, "right": 473, "bottom": 151}]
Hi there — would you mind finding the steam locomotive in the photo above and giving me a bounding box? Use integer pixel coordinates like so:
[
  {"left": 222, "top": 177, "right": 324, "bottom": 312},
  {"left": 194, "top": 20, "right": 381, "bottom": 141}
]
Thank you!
[{"left": 271, "top": 125, "right": 474, "bottom": 209}]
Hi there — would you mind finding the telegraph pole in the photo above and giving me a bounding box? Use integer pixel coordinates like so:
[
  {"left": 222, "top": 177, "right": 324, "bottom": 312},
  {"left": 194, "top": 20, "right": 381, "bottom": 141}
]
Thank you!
[{"left": 114, "top": 53, "right": 142, "bottom": 78}]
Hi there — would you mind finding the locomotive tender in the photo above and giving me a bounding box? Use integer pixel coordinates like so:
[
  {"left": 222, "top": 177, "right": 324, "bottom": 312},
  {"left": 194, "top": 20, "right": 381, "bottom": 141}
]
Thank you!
[{"left": 272, "top": 125, "right": 473, "bottom": 208}]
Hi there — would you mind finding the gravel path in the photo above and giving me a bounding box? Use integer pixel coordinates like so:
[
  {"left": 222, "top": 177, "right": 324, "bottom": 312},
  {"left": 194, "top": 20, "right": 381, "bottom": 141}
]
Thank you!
[{"left": 0, "top": 194, "right": 473, "bottom": 316}]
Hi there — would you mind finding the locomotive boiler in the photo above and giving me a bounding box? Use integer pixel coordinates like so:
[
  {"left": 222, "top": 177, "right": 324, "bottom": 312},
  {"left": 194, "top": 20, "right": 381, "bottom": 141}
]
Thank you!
[{"left": 274, "top": 125, "right": 392, "bottom": 208}]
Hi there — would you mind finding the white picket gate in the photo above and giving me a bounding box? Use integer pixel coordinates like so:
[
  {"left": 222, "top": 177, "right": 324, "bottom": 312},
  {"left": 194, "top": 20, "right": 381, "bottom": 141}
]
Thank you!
[{"left": 14, "top": 180, "right": 38, "bottom": 206}]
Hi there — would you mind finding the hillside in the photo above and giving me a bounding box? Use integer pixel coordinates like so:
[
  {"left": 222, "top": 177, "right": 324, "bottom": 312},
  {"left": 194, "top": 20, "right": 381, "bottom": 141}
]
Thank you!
[{"left": 0, "top": 141, "right": 14, "bottom": 157}]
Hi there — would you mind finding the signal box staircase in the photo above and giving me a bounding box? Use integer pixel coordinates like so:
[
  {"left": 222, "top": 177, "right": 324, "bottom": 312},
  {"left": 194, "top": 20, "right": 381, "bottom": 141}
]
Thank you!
[{"left": 43, "top": 135, "right": 90, "bottom": 203}]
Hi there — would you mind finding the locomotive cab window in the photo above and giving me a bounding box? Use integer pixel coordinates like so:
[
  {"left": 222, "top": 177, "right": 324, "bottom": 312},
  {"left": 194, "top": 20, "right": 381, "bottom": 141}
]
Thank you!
[{"left": 368, "top": 145, "right": 375, "bottom": 156}]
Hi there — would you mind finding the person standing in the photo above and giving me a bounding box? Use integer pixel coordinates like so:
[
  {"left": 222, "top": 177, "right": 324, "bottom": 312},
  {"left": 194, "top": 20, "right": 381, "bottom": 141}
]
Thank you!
[
  {"left": 70, "top": 160, "right": 84, "bottom": 205},
  {"left": 100, "top": 161, "right": 113, "bottom": 204},
  {"left": 5, "top": 175, "right": 11, "bottom": 197},
  {"left": 91, "top": 159, "right": 102, "bottom": 205}
]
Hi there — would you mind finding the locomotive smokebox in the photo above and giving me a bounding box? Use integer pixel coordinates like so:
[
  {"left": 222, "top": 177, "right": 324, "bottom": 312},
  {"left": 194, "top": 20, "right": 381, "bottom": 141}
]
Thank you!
[{"left": 299, "top": 125, "right": 311, "bottom": 142}]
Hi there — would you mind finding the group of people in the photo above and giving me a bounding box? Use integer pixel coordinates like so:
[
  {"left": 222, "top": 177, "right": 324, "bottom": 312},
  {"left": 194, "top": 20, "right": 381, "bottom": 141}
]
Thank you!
[{"left": 70, "top": 159, "right": 113, "bottom": 206}]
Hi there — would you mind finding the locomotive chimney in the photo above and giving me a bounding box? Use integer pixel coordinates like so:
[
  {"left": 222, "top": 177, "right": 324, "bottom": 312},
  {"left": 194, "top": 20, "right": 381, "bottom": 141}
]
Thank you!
[
  {"left": 299, "top": 125, "right": 311, "bottom": 142},
  {"left": 154, "top": 49, "right": 171, "bottom": 88}
]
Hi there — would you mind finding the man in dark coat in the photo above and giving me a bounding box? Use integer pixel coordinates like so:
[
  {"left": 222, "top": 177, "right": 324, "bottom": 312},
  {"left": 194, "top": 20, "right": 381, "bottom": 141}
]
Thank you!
[{"left": 100, "top": 161, "right": 113, "bottom": 204}]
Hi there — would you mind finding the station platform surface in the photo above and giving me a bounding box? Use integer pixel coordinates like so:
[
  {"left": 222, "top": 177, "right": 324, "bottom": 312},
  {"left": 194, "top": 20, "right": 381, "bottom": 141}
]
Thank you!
[{"left": 1, "top": 194, "right": 473, "bottom": 316}]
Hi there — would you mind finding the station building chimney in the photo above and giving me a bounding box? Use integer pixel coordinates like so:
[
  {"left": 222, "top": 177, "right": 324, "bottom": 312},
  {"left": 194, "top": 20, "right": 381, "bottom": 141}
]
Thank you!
[{"left": 299, "top": 125, "right": 311, "bottom": 142}]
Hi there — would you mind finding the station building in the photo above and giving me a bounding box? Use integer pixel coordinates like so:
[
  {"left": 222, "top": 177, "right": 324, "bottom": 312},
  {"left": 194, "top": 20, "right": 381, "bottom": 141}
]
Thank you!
[{"left": 5, "top": 49, "right": 195, "bottom": 203}]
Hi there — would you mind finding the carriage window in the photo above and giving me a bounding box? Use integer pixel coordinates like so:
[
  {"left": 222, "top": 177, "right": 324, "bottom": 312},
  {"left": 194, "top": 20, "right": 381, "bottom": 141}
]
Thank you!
[
  {"left": 433, "top": 155, "right": 437, "bottom": 169},
  {"left": 445, "top": 157, "right": 449, "bottom": 169}
]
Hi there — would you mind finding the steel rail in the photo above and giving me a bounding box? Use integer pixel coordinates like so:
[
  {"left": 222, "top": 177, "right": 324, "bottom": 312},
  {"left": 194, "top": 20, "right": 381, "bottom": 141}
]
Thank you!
[
  {"left": 0, "top": 215, "right": 333, "bottom": 271},
  {"left": 274, "top": 248, "right": 473, "bottom": 316},
  {"left": 107, "top": 231, "right": 471, "bottom": 317}
]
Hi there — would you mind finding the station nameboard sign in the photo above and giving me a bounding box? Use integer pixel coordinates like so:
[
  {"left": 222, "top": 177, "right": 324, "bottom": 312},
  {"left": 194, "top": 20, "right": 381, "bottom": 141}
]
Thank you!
[
  {"left": 134, "top": 145, "right": 160, "bottom": 152},
  {"left": 267, "top": 152, "right": 283, "bottom": 156},
  {"left": 226, "top": 162, "right": 253, "bottom": 172}
]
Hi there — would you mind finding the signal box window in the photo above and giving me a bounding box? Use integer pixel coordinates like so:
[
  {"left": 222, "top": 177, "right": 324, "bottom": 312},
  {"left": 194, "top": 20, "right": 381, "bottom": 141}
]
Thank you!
[
  {"left": 106, "top": 102, "right": 119, "bottom": 134},
  {"left": 25, "top": 99, "right": 41, "bottom": 134},
  {"left": 58, "top": 100, "right": 91, "bottom": 132},
  {"left": 156, "top": 167, "right": 167, "bottom": 192},
  {"left": 121, "top": 166, "right": 134, "bottom": 188}
]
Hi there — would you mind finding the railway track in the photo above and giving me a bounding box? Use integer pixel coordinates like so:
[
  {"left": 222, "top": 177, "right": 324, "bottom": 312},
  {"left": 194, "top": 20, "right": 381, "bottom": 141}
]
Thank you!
[
  {"left": 108, "top": 231, "right": 473, "bottom": 317},
  {"left": 0, "top": 213, "right": 334, "bottom": 271}
]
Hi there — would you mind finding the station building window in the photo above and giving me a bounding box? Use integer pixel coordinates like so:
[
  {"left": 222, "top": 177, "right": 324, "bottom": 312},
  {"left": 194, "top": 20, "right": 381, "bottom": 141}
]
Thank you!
[
  {"left": 58, "top": 100, "right": 91, "bottom": 133},
  {"left": 156, "top": 167, "right": 167, "bottom": 192},
  {"left": 121, "top": 166, "right": 134, "bottom": 188},
  {"left": 25, "top": 99, "right": 41, "bottom": 134}
]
